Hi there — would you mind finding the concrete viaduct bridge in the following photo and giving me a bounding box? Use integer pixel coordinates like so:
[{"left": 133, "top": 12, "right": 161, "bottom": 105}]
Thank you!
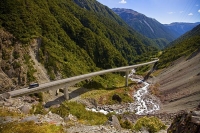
[{"left": 1, "top": 59, "right": 159, "bottom": 100}]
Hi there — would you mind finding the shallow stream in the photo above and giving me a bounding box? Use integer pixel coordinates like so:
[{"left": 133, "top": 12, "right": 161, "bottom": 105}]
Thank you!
[{"left": 86, "top": 69, "right": 160, "bottom": 115}]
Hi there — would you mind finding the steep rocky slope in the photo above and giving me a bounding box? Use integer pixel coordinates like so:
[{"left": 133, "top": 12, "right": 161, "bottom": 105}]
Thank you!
[
  {"left": 153, "top": 24, "right": 200, "bottom": 113},
  {"left": 0, "top": 29, "right": 49, "bottom": 93},
  {"left": 155, "top": 52, "right": 200, "bottom": 113}
]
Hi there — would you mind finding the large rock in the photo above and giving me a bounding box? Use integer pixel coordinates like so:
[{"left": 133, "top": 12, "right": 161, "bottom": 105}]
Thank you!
[
  {"left": 111, "top": 115, "right": 121, "bottom": 131},
  {"left": 168, "top": 111, "right": 200, "bottom": 133},
  {"left": 20, "top": 105, "right": 31, "bottom": 114},
  {"left": 3, "top": 98, "right": 14, "bottom": 106},
  {"left": 1, "top": 92, "right": 11, "bottom": 99},
  {"left": 21, "top": 115, "right": 39, "bottom": 123}
]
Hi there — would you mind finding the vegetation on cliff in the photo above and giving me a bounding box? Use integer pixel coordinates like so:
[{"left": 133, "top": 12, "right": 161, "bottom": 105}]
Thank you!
[
  {"left": 158, "top": 24, "right": 200, "bottom": 68},
  {"left": 0, "top": 0, "right": 158, "bottom": 83}
]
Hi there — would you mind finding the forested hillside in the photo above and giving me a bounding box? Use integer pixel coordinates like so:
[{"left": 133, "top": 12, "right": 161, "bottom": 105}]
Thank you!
[
  {"left": 0, "top": 0, "right": 158, "bottom": 90},
  {"left": 158, "top": 24, "right": 200, "bottom": 68}
]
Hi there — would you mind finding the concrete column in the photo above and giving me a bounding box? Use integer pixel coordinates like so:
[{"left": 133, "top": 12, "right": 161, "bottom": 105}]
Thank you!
[
  {"left": 125, "top": 70, "right": 129, "bottom": 87},
  {"left": 64, "top": 86, "right": 69, "bottom": 100}
]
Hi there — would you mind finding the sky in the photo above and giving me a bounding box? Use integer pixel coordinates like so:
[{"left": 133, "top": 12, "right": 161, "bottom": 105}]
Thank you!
[{"left": 97, "top": 0, "right": 200, "bottom": 24}]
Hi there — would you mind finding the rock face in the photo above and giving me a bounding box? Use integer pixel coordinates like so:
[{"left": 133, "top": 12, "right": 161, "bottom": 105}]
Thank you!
[
  {"left": 168, "top": 111, "right": 200, "bottom": 133},
  {"left": 0, "top": 29, "right": 50, "bottom": 93}
]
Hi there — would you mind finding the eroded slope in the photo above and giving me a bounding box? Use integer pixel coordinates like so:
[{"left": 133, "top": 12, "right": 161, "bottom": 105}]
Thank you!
[{"left": 155, "top": 53, "right": 200, "bottom": 113}]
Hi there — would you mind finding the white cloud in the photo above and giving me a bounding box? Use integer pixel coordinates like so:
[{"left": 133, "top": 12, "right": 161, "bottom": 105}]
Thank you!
[
  {"left": 168, "top": 12, "right": 175, "bottom": 14},
  {"left": 198, "top": 9, "right": 200, "bottom": 13},
  {"left": 188, "top": 13, "right": 193, "bottom": 16},
  {"left": 119, "top": 0, "right": 127, "bottom": 4},
  {"left": 180, "top": 11, "right": 184, "bottom": 13}
]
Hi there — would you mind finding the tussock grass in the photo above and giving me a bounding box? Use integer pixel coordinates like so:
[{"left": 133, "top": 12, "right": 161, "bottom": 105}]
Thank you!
[
  {"left": 0, "top": 107, "right": 23, "bottom": 117},
  {"left": 0, "top": 121, "right": 64, "bottom": 133},
  {"left": 81, "top": 87, "right": 134, "bottom": 105},
  {"left": 50, "top": 101, "right": 108, "bottom": 125}
]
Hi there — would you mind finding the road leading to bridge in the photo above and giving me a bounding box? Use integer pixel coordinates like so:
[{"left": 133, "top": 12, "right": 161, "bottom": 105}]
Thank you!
[{"left": 0, "top": 59, "right": 159, "bottom": 99}]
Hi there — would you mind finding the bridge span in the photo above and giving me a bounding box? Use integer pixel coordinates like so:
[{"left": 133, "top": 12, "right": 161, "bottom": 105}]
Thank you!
[{"left": 1, "top": 59, "right": 159, "bottom": 100}]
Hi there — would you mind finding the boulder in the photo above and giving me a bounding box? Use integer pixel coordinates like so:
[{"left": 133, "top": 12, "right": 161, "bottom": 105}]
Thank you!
[
  {"left": 23, "top": 96, "right": 35, "bottom": 103},
  {"left": 21, "top": 115, "right": 39, "bottom": 123},
  {"left": 20, "top": 105, "right": 31, "bottom": 114},
  {"left": 168, "top": 111, "right": 200, "bottom": 133},
  {"left": 68, "top": 114, "right": 77, "bottom": 122},
  {"left": 111, "top": 115, "right": 121, "bottom": 131},
  {"left": 3, "top": 98, "right": 14, "bottom": 106},
  {"left": 1, "top": 92, "right": 11, "bottom": 99}
]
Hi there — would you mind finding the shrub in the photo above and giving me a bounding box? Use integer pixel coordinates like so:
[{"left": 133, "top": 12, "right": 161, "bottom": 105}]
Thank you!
[
  {"left": 30, "top": 103, "right": 48, "bottom": 115},
  {"left": 13, "top": 51, "right": 20, "bottom": 59},
  {"left": 12, "top": 61, "right": 21, "bottom": 69},
  {"left": 33, "top": 92, "right": 43, "bottom": 102},
  {"left": 133, "top": 116, "right": 166, "bottom": 133},
  {"left": 120, "top": 119, "right": 133, "bottom": 129}
]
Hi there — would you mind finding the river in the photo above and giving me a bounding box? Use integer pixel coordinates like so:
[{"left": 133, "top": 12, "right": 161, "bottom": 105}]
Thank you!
[{"left": 86, "top": 69, "right": 160, "bottom": 115}]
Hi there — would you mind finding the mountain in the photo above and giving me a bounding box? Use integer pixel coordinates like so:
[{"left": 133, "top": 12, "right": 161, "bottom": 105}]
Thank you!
[
  {"left": 0, "top": 0, "right": 158, "bottom": 91},
  {"left": 112, "top": 8, "right": 177, "bottom": 49},
  {"left": 164, "top": 22, "right": 200, "bottom": 37},
  {"left": 155, "top": 24, "right": 200, "bottom": 113},
  {"left": 158, "top": 24, "right": 200, "bottom": 68}
]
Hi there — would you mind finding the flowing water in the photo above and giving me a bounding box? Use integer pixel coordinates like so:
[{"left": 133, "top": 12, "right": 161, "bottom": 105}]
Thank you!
[{"left": 86, "top": 69, "right": 160, "bottom": 115}]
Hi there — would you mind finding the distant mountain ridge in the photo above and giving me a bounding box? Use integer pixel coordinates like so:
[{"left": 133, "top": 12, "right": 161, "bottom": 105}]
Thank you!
[
  {"left": 112, "top": 8, "right": 177, "bottom": 48},
  {"left": 112, "top": 8, "right": 200, "bottom": 49},
  {"left": 164, "top": 22, "right": 200, "bottom": 37}
]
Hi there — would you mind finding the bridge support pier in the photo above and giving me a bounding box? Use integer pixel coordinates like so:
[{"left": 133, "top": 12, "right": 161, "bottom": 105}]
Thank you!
[
  {"left": 64, "top": 86, "right": 69, "bottom": 100},
  {"left": 125, "top": 70, "right": 129, "bottom": 87}
]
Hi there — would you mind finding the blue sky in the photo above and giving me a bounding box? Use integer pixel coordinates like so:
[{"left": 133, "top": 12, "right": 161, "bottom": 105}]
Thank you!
[{"left": 97, "top": 0, "right": 200, "bottom": 24}]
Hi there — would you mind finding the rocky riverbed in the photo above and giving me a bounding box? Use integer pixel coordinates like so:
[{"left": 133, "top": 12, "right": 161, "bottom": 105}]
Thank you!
[{"left": 85, "top": 70, "right": 161, "bottom": 116}]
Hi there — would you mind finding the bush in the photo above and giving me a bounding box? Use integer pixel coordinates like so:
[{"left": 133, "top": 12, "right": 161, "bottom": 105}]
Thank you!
[
  {"left": 13, "top": 51, "right": 20, "bottom": 59},
  {"left": 133, "top": 116, "right": 166, "bottom": 133},
  {"left": 120, "top": 119, "right": 133, "bottom": 129},
  {"left": 30, "top": 103, "right": 48, "bottom": 115},
  {"left": 12, "top": 61, "right": 21, "bottom": 69}
]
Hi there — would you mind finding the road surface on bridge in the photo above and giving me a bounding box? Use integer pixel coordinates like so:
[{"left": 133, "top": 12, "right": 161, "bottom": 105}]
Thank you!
[{"left": 0, "top": 59, "right": 159, "bottom": 98}]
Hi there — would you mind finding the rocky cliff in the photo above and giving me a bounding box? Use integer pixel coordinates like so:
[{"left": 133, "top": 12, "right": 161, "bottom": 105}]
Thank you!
[
  {"left": 0, "top": 29, "right": 49, "bottom": 93},
  {"left": 168, "top": 111, "right": 200, "bottom": 133}
]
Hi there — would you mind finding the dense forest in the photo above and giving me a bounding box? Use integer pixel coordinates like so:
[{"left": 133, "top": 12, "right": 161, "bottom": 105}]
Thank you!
[{"left": 0, "top": 0, "right": 159, "bottom": 80}]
